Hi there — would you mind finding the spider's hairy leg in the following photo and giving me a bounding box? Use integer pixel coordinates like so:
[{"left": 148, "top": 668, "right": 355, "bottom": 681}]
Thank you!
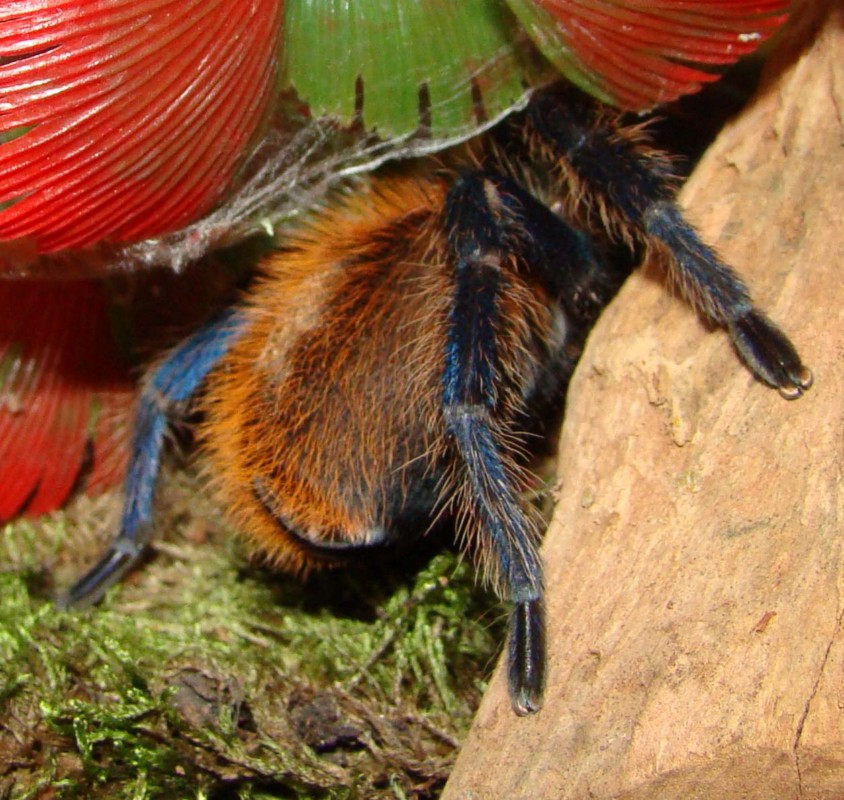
[
  {"left": 645, "top": 206, "right": 812, "bottom": 398},
  {"left": 442, "top": 172, "right": 545, "bottom": 715},
  {"left": 526, "top": 85, "right": 812, "bottom": 399},
  {"left": 58, "top": 311, "right": 247, "bottom": 609},
  {"left": 440, "top": 162, "right": 627, "bottom": 714}
]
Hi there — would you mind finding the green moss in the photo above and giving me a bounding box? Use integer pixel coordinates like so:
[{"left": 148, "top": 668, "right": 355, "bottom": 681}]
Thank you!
[{"left": 0, "top": 474, "right": 502, "bottom": 799}]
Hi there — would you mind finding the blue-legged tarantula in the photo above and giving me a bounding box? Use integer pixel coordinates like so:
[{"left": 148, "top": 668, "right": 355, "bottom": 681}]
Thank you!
[{"left": 62, "top": 83, "right": 811, "bottom": 715}]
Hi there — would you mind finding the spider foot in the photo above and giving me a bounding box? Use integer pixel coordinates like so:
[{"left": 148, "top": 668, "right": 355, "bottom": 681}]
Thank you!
[
  {"left": 508, "top": 598, "right": 546, "bottom": 716},
  {"left": 730, "top": 310, "right": 813, "bottom": 399},
  {"left": 57, "top": 536, "right": 148, "bottom": 610}
]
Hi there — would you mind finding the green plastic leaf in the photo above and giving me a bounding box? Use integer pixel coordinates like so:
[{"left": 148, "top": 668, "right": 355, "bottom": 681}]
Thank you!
[{"left": 282, "top": 0, "right": 540, "bottom": 142}]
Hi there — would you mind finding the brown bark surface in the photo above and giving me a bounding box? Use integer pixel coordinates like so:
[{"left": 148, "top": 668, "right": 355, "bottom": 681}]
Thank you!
[{"left": 444, "top": 2, "right": 844, "bottom": 798}]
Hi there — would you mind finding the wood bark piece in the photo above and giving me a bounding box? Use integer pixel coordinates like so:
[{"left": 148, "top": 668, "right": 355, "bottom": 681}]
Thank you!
[{"left": 444, "top": 2, "right": 844, "bottom": 798}]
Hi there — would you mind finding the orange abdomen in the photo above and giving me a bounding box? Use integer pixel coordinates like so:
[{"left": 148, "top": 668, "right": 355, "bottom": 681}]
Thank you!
[{"left": 201, "top": 173, "right": 559, "bottom": 573}]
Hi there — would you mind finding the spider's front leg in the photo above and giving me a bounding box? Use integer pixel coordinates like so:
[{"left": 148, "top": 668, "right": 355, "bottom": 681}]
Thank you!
[
  {"left": 58, "top": 310, "right": 247, "bottom": 609},
  {"left": 526, "top": 85, "right": 813, "bottom": 399}
]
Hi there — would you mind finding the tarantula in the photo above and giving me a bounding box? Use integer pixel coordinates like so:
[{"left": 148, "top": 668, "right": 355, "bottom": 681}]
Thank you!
[{"left": 61, "top": 83, "right": 811, "bottom": 715}]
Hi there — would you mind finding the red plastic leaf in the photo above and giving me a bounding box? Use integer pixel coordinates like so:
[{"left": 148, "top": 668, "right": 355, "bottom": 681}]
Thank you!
[
  {"left": 511, "top": 0, "right": 790, "bottom": 108},
  {"left": 0, "top": 0, "right": 282, "bottom": 258},
  {"left": 0, "top": 280, "right": 133, "bottom": 518}
]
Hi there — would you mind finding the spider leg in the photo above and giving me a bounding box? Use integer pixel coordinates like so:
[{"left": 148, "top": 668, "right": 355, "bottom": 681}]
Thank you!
[
  {"left": 441, "top": 171, "right": 549, "bottom": 715},
  {"left": 58, "top": 310, "right": 246, "bottom": 609},
  {"left": 482, "top": 170, "right": 632, "bottom": 332},
  {"left": 527, "top": 86, "right": 812, "bottom": 399}
]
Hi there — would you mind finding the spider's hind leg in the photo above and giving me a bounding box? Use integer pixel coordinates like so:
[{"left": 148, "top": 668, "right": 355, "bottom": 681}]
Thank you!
[
  {"left": 58, "top": 310, "right": 247, "bottom": 609},
  {"left": 525, "top": 84, "right": 812, "bottom": 399}
]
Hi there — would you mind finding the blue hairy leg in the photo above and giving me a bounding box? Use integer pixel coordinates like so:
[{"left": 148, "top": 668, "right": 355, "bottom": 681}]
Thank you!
[
  {"left": 526, "top": 85, "right": 812, "bottom": 399},
  {"left": 59, "top": 310, "right": 247, "bottom": 608},
  {"left": 440, "top": 169, "right": 614, "bottom": 715}
]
